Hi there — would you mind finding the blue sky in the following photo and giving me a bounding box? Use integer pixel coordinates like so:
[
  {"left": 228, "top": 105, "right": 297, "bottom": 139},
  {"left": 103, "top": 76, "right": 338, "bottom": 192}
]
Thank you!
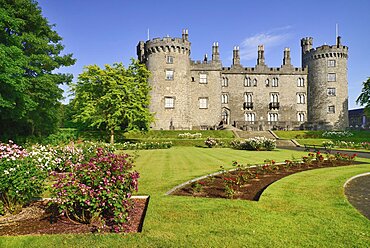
[{"left": 37, "top": 0, "right": 370, "bottom": 110}]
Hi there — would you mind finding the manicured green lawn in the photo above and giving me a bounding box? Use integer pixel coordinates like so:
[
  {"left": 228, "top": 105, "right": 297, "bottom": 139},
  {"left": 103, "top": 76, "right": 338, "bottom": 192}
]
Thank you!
[{"left": 1, "top": 147, "right": 369, "bottom": 247}]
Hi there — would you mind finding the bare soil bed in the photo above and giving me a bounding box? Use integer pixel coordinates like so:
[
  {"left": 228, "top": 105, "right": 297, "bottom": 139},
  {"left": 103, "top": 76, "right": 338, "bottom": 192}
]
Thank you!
[
  {"left": 0, "top": 197, "right": 148, "bottom": 236},
  {"left": 172, "top": 160, "right": 362, "bottom": 200}
]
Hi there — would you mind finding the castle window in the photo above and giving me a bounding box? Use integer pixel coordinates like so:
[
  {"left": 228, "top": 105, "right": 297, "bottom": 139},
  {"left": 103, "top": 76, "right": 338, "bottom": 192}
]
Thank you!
[
  {"left": 328, "top": 60, "right": 336, "bottom": 67},
  {"left": 253, "top": 78, "right": 257, "bottom": 87},
  {"left": 166, "top": 56, "right": 174, "bottom": 64},
  {"left": 265, "top": 79, "right": 270, "bottom": 87},
  {"left": 272, "top": 78, "right": 279, "bottom": 87},
  {"left": 222, "top": 77, "right": 228, "bottom": 87},
  {"left": 164, "top": 97, "right": 175, "bottom": 109},
  {"left": 270, "top": 93, "right": 279, "bottom": 103},
  {"left": 327, "top": 88, "right": 336, "bottom": 96},
  {"left": 244, "top": 92, "right": 253, "bottom": 103},
  {"left": 221, "top": 94, "right": 229, "bottom": 104},
  {"left": 268, "top": 113, "right": 278, "bottom": 122},
  {"left": 199, "top": 97, "right": 208, "bottom": 109},
  {"left": 199, "top": 73, "right": 207, "bottom": 84},
  {"left": 328, "top": 105, "right": 335, "bottom": 114},
  {"left": 245, "top": 113, "right": 256, "bottom": 123},
  {"left": 166, "top": 69, "right": 174, "bottom": 80},
  {"left": 328, "top": 73, "right": 336, "bottom": 82},
  {"left": 297, "top": 93, "right": 306, "bottom": 104},
  {"left": 297, "top": 112, "right": 305, "bottom": 122},
  {"left": 297, "top": 78, "right": 305, "bottom": 87},
  {"left": 244, "top": 77, "right": 251, "bottom": 87}
]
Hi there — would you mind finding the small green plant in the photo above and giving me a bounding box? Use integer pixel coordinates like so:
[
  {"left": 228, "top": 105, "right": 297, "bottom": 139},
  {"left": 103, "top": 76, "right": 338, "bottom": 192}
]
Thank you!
[{"left": 191, "top": 181, "right": 205, "bottom": 193}]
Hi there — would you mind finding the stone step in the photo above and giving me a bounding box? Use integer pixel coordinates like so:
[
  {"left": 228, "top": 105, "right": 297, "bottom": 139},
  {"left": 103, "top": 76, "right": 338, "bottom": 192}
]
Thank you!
[
  {"left": 276, "top": 139, "right": 297, "bottom": 147},
  {"left": 235, "top": 130, "right": 276, "bottom": 139}
]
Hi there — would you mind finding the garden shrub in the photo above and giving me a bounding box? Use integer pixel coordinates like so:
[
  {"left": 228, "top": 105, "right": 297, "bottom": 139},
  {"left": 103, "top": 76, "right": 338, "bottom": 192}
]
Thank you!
[
  {"left": 117, "top": 141, "right": 173, "bottom": 150},
  {"left": 178, "top": 132, "right": 202, "bottom": 139},
  {"left": 230, "top": 137, "right": 276, "bottom": 151},
  {"left": 204, "top": 137, "right": 221, "bottom": 148},
  {"left": 0, "top": 141, "right": 47, "bottom": 214},
  {"left": 51, "top": 148, "right": 139, "bottom": 232}
]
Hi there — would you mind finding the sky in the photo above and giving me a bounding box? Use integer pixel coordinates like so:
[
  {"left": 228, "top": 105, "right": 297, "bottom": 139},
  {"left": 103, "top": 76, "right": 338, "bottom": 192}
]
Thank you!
[{"left": 37, "top": 0, "right": 370, "bottom": 110}]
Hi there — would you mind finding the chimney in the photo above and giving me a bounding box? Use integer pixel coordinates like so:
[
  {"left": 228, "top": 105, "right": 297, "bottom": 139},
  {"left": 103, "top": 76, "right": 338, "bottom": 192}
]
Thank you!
[
  {"left": 257, "top": 45, "right": 265, "bottom": 65},
  {"left": 212, "top": 42, "right": 220, "bottom": 61},
  {"left": 182, "top": 29, "right": 189, "bottom": 41},
  {"left": 283, "top": 47, "right": 291, "bottom": 65},
  {"left": 232, "top": 46, "right": 240, "bottom": 65}
]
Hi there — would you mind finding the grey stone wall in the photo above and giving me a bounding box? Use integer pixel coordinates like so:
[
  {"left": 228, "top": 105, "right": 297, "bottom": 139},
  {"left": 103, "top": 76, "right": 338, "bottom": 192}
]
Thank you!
[
  {"left": 302, "top": 38, "right": 349, "bottom": 129},
  {"left": 137, "top": 31, "right": 349, "bottom": 131}
]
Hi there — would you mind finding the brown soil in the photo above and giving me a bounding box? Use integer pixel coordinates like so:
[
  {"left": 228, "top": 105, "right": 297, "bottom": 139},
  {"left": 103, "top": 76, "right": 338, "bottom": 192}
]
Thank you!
[
  {"left": 172, "top": 160, "right": 361, "bottom": 200},
  {"left": 0, "top": 198, "right": 148, "bottom": 236}
]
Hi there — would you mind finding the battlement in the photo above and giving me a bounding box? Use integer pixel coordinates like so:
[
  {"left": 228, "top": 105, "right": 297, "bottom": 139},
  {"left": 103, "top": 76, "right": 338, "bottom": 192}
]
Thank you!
[
  {"left": 301, "top": 36, "right": 348, "bottom": 62},
  {"left": 302, "top": 45, "right": 348, "bottom": 63},
  {"left": 221, "top": 66, "right": 306, "bottom": 74}
]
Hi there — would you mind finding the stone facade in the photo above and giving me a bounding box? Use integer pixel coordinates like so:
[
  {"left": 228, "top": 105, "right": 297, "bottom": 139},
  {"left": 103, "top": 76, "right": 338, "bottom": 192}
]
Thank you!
[{"left": 137, "top": 30, "right": 349, "bottom": 130}]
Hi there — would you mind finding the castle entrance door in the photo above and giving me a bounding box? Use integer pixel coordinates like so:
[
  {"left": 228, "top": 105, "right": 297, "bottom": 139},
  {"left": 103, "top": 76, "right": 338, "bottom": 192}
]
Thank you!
[{"left": 222, "top": 108, "right": 230, "bottom": 125}]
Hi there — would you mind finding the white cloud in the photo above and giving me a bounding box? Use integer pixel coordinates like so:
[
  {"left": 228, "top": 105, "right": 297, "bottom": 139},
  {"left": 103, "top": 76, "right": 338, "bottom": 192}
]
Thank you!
[{"left": 239, "top": 26, "right": 292, "bottom": 61}]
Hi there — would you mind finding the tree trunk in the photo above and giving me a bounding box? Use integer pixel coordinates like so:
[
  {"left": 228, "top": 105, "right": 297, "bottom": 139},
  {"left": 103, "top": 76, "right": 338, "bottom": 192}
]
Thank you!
[{"left": 110, "top": 129, "right": 114, "bottom": 144}]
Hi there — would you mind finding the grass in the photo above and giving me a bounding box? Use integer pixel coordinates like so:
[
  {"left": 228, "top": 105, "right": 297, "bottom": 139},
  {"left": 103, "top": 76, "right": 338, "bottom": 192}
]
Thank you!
[{"left": 1, "top": 147, "right": 369, "bottom": 247}]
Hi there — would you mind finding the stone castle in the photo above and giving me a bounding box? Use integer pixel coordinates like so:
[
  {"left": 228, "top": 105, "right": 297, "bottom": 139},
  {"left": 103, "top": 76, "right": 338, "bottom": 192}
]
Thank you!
[{"left": 137, "top": 29, "right": 348, "bottom": 131}]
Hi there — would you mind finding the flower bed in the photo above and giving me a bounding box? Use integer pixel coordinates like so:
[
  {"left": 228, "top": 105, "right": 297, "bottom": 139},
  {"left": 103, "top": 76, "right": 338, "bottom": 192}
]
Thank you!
[
  {"left": 171, "top": 152, "right": 358, "bottom": 200},
  {"left": 0, "top": 140, "right": 143, "bottom": 234},
  {"left": 322, "top": 140, "right": 370, "bottom": 150}
]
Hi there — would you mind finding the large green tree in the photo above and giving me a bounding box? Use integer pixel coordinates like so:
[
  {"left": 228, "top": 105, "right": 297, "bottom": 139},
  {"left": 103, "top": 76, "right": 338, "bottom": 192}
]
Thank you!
[
  {"left": 356, "top": 77, "right": 370, "bottom": 116},
  {"left": 71, "top": 60, "right": 153, "bottom": 143},
  {"left": 0, "top": 0, "right": 75, "bottom": 137}
]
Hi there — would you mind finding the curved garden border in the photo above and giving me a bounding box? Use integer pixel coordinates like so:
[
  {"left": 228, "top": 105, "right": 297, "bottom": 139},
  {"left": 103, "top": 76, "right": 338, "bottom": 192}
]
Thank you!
[{"left": 344, "top": 172, "right": 370, "bottom": 219}]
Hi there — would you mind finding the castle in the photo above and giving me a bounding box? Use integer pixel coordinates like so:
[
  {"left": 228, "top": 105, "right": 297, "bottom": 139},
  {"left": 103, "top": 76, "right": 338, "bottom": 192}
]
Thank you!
[{"left": 137, "top": 29, "right": 348, "bottom": 131}]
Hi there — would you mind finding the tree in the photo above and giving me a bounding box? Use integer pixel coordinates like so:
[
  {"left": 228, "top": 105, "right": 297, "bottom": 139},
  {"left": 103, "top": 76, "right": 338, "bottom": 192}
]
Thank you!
[
  {"left": 0, "top": 0, "right": 75, "bottom": 138},
  {"left": 356, "top": 77, "right": 370, "bottom": 117},
  {"left": 71, "top": 60, "right": 153, "bottom": 144}
]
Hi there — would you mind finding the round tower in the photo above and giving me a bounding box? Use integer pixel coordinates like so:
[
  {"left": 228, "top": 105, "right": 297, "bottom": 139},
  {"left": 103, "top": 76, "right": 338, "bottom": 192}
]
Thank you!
[
  {"left": 301, "top": 36, "right": 348, "bottom": 130},
  {"left": 137, "top": 30, "right": 191, "bottom": 130}
]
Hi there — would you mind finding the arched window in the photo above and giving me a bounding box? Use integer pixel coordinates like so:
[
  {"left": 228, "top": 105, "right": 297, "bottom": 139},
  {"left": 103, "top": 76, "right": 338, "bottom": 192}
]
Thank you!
[
  {"left": 297, "top": 112, "right": 305, "bottom": 122},
  {"left": 221, "top": 94, "right": 229, "bottom": 104},
  {"left": 297, "top": 93, "right": 305, "bottom": 104},
  {"left": 222, "top": 77, "right": 228, "bottom": 87},
  {"left": 272, "top": 78, "right": 278, "bottom": 87},
  {"left": 253, "top": 78, "right": 257, "bottom": 86},
  {"left": 244, "top": 77, "right": 251, "bottom": 87},
  {"left": 245, "top": 113, "right": 256, "bottom": 122},
  {"left": 297, "top": 78, "right": 304, "bottom": 87},
  {"left": 268, "top": 113, "right": 278, "bottom": 122}
]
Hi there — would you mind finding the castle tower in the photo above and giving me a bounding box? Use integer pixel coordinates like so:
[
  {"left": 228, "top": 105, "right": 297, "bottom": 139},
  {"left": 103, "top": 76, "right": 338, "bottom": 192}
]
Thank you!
[
  {"left": 301, "top": 36, "right": 349, "bottom": 129},
  {"left": 137, "top": 29, "right": 192, "bottom": 130}
]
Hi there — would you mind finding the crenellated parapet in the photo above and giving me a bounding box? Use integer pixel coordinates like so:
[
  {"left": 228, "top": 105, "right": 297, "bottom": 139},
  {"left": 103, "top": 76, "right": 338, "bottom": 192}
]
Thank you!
[
  {"left": 137, "top": 30, "right": 191, "bottom": 63},
  {"left": 221, "top": 66, "right": 306, "bottom": 75},
  {"left": 301, "top": 37, "right": 348, "bottom": 63}
]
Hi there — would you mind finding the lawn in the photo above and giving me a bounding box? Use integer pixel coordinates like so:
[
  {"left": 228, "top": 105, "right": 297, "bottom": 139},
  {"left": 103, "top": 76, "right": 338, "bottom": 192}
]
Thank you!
[{"left": 1, "top": 147, "right": 369, "bottom": 247}]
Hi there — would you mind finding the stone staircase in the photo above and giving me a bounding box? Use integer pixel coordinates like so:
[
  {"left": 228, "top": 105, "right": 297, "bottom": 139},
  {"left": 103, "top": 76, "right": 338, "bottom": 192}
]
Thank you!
[
  {"left": 235, "top": 130, "right": 276, "bottom": 139},
  {"left": 235, "top": 130, "right": 298, "bottom": 148}
]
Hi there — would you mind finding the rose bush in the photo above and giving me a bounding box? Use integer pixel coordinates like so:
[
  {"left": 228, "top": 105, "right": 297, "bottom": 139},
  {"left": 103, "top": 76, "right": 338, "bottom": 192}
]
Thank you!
[
  {"left": 51, "top": 148, "right": 139, "bottom": 232},
  {"left": 0, "top": 141, "right": 46, "bottom": 215}
]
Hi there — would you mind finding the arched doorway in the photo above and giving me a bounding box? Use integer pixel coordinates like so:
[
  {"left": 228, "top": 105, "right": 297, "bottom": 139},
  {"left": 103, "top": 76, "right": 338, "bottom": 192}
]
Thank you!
[{"left": 221, "top": 108, "right": 230, "bottom": 125}]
